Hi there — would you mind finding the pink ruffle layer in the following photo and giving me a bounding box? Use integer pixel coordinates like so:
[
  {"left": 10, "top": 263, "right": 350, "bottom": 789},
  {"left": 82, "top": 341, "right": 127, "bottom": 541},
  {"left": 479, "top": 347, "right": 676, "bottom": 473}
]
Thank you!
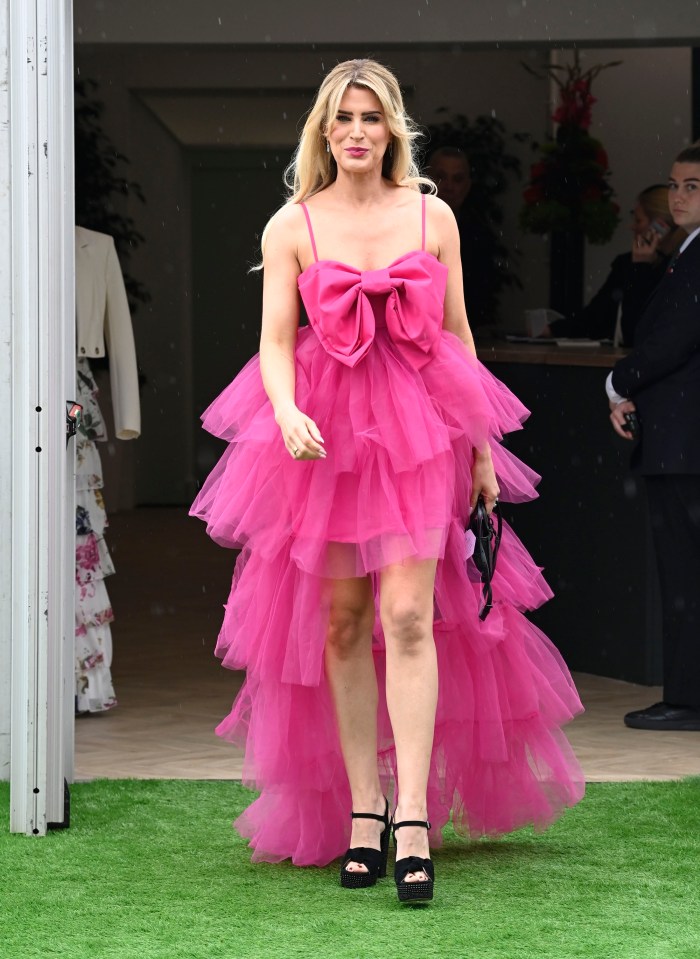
[{"left": 191, "top": 326, "right": 584, "bottom": 865}]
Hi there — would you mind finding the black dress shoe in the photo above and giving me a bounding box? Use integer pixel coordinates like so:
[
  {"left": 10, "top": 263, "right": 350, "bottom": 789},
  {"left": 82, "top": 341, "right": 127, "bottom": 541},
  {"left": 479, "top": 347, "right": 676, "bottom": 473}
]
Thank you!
[{"left": 624, "top": 701, "right": 700, "bottom": 731}]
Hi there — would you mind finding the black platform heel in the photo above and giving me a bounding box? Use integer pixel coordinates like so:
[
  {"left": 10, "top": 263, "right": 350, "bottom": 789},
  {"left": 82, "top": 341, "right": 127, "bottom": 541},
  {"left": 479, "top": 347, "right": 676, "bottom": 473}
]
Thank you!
[
  {"left": 393, "top": 819, "right": 434, "bottom": 903},
  {"left": 339, "top": 797, "right": 391, "bottom": 889}
]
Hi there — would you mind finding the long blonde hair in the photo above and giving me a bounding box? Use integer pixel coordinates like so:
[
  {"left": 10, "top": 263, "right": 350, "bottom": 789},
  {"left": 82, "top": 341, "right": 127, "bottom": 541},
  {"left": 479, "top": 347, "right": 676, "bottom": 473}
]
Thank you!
[
  {"left": 638, "top": 184, "right": 673, "bottom": 225},
  {"left": 259, "top": 59, "right": 433, "bottom": 258}
]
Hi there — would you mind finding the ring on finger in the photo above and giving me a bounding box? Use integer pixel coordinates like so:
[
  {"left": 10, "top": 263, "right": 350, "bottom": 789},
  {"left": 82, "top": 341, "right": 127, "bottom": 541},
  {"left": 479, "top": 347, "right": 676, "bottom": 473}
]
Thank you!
[{"left": 292, "top": 447, "right": 299, "bottom": 457}]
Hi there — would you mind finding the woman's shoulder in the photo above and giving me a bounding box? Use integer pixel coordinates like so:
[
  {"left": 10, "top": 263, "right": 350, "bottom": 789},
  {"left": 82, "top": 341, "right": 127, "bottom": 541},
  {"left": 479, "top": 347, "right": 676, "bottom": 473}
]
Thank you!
[
  {"left": 268, "top": 201, "right": 307, "bottom": 227},
  {"left": 260, "top": 202, "right": 312, "bottom": 269},
  {"left": 610, "top": 251, "right": 633, "bottom": 268},
  {"left": 423, "top": 192, "right": 460, "bottom": 246},
  {"left": 265, "top": 202, "right": 307, "bottom": 244},
  {"left": 424, "top": 191, "right": 455, "bottom": 222},
  {"left": 422, "top": 190, "right": 443, "bottom": 208},
  {"left": 384, "top": 187, "right": 454, "bottom": 228}
]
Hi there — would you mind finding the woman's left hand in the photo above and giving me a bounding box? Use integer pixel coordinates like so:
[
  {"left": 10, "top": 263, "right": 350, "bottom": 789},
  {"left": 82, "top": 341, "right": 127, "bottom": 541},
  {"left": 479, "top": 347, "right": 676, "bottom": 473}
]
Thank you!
[{"left": 470, "top": 446, "right": 500, "bottom": 514}]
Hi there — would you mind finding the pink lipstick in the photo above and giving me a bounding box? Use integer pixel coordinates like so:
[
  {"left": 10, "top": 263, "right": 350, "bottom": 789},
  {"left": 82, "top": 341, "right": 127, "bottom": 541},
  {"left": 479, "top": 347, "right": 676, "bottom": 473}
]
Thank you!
[{"left": 345, "top": 148, "right": 369, "bottom": 157}]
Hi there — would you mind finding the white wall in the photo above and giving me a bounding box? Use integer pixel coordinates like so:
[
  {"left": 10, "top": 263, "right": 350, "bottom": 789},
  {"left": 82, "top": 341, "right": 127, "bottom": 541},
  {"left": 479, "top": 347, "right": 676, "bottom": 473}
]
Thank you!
[{"left": 73, "top": 0, "right": 700, "bottom": 46}]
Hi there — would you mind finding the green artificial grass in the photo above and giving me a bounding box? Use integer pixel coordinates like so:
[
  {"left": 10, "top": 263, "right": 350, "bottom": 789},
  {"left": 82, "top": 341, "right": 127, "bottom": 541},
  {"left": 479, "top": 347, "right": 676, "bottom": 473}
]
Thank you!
[{"left": 2, "top": 780, "right": 699, "bottom": 959}]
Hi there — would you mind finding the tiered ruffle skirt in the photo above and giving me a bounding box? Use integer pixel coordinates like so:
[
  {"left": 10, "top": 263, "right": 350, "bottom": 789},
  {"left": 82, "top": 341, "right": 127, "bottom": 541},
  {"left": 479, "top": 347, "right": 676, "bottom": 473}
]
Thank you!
[{"left": 191, "top": 326, "right": 584, "bottom": 865}]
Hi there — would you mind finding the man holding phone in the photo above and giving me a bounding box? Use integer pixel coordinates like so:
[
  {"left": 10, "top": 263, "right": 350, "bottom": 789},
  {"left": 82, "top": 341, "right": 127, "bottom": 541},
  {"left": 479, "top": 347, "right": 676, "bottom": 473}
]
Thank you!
[{"left": 606, "top": 142, "right": 700, "bottom": 731}]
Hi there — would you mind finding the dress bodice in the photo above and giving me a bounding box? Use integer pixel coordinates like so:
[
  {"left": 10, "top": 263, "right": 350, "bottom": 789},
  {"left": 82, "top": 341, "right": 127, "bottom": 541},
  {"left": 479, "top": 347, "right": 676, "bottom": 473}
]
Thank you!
[{"left": 297, "top": 250, "right": 448, "bottom": 371}]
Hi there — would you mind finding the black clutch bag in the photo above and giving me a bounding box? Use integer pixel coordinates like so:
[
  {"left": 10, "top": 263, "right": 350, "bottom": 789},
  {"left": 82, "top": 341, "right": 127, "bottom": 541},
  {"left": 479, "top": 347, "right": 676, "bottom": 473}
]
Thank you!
[{"left": 469, "top": 495, "right": 502, "bottom": 620}]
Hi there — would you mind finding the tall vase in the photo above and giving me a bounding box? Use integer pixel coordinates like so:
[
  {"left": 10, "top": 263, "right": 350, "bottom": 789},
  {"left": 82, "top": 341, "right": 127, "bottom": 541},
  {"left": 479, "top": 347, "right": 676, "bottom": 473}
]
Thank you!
[{"left": 549, "top": 230, "right": 584, "bottom": 319}]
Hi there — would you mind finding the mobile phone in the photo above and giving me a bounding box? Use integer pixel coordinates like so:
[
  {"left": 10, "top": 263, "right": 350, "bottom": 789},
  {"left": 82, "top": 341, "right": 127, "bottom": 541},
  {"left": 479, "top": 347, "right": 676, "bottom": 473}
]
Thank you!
[
  {"left": 649, "top": 219, "right": 671, "bottom": 239},
  {"left": 623, "top": 411, "right": 639, "bottom": 438}
]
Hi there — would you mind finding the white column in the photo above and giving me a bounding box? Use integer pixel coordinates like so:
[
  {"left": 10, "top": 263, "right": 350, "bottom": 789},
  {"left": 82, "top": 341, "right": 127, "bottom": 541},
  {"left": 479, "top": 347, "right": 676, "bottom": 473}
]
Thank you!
[
  {"left": 4, "top": 0, "right": 75, "bottom": 833},
  {"left": 0, "top": 0, "right": 12, "bottom": 781}
]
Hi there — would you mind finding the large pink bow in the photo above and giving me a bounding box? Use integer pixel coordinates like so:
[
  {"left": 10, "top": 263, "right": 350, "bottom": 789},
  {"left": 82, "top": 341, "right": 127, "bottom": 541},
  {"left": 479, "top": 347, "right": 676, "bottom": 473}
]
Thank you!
[{"left": 298, "top": 253, "right": 448, "bottom": 370}]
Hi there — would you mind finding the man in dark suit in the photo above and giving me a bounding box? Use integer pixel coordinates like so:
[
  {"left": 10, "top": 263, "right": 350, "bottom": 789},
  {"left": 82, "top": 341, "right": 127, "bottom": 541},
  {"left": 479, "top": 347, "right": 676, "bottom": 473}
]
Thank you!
[
  {"left": 427, "top": 147, "right": 500, "bottom": 327},
  {"left": 607, "top": 142, "right": 700, "bottom": 731}
]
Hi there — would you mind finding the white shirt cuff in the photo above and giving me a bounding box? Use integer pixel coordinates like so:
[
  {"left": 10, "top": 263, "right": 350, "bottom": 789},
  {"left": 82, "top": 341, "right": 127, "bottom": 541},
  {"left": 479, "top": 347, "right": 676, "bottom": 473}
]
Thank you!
[{"left": 605, "top": 371, "right": 627, "bottom": 405}]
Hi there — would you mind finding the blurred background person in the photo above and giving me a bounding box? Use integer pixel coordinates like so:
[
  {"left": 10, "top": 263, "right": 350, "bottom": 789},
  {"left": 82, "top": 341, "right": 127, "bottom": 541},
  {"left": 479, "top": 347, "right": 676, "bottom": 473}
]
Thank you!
[
  {"left": 427, "top": 146, "right": 501, "bottom": 328},
  {"left": 538, "top": 185, "right": 684, "bottom": 345}
]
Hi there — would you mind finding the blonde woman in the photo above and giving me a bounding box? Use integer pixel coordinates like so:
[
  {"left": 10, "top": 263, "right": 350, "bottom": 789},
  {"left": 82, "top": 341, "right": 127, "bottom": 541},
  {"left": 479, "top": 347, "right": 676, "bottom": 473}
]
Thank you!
[
  {"left": 192, "top": 59, "right": 584, "bottom": 904},
  {"left": 541, "top": 184, "right": 684, "bottom": 344}
]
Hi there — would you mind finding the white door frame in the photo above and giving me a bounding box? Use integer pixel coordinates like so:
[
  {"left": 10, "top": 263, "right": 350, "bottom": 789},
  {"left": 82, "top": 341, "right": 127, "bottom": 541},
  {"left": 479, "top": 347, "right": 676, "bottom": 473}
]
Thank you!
[{"left": 2, "top": 0, "right": 75, "bottom": 834}]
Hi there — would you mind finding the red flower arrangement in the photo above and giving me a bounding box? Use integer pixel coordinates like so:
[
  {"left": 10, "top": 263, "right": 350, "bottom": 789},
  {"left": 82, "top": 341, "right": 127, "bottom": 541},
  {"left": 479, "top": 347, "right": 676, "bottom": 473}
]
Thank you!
[
  {"left": 520, "top": 55, "right": 621, "bottom": 244},
  {"left": 552, "top": 77, "right": 596, "bottom": 129}
]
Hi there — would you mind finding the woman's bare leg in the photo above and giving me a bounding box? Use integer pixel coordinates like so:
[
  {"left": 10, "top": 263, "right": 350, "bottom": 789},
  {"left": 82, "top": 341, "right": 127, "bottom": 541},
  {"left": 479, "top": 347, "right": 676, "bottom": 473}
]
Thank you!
[
  {"left": 324, "top": 574, "right": 385, "bottom": 872},
  {"left": 380, "top": 558, "right": 438, "bottom": 883}
]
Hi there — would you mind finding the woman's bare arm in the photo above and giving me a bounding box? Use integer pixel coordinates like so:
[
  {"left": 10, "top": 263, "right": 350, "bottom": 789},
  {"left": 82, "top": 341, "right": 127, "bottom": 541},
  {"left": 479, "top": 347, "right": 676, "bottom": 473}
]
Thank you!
[
  {"left": 259, "top": 207, "right": 325, "bottom": 459},
  {"left": 429, "top": 195, "right": 498, "bottom": 507},
  {"left": 429, "top": 195, "right": 476, "bottom": 356},
  {"left": 259, "top": 208, "right": 302, "bottom": 414}
]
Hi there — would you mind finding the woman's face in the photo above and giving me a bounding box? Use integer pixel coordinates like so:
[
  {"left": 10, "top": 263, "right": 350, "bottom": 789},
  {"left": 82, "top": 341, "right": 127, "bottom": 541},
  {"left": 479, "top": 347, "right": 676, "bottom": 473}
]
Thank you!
[
  {"left": 327, "top": 85, "right": 391, "bottom": 175},
  {"left": 630, "top": 202, "right": 651, "bottom": 238}
]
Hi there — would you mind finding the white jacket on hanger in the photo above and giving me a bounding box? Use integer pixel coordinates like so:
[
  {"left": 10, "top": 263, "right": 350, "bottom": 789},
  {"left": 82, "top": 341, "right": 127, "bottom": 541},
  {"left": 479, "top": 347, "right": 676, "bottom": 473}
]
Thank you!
[{"left": 75, "top": 226, "right": 141, "bottom": 439}]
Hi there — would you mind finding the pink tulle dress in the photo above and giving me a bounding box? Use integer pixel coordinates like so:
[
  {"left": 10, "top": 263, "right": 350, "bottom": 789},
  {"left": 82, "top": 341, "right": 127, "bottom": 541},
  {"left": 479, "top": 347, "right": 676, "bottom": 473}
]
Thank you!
[{"left": 190, "top": 195, "right": 585, "bottom": 866}]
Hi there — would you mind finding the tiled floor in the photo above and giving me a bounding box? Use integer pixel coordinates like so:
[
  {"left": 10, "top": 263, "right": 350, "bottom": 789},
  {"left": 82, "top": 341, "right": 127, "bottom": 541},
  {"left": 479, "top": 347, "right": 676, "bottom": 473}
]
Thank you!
[{"left": 75, "top": 509, "right": 700, "bottom": 783}]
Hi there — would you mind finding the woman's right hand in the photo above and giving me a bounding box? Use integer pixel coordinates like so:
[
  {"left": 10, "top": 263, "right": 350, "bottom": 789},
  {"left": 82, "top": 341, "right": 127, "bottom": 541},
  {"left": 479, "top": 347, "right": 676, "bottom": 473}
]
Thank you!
[
  {"left": 632, "top": 230, "right": 661, "bottom": 264},
  {"left": 275, "top": 403, "right": 326, "bottom": 460}
]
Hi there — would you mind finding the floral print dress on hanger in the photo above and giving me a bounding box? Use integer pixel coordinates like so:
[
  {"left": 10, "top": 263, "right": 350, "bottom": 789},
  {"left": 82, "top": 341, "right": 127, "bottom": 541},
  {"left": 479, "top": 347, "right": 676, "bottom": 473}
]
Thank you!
[{"left": 75, "top": 358, "right": 117, "bottom": 714}]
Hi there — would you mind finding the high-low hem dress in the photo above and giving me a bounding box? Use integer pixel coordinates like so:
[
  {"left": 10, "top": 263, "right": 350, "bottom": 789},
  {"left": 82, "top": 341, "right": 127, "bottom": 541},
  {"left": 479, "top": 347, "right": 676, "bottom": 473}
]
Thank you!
[{"left": 191, "top": 195, "right": 585, "bottom": 867}]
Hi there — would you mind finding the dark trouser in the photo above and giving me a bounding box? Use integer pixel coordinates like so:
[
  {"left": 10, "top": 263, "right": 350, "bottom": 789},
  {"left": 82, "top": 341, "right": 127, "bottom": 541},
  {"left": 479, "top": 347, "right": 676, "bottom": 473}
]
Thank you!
[{"left": 645, "top": 475, "right": 700, "bottom": 707}]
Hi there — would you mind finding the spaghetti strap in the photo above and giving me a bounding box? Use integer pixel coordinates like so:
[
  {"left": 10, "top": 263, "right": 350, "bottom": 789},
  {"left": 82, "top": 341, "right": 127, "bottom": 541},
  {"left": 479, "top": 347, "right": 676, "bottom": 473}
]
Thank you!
[
  {"left": 421, "top": 193, "right": 426, "bottom": 251},
  {"left": 300, "top": 202, "right": 319, "bottom": 263}
]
